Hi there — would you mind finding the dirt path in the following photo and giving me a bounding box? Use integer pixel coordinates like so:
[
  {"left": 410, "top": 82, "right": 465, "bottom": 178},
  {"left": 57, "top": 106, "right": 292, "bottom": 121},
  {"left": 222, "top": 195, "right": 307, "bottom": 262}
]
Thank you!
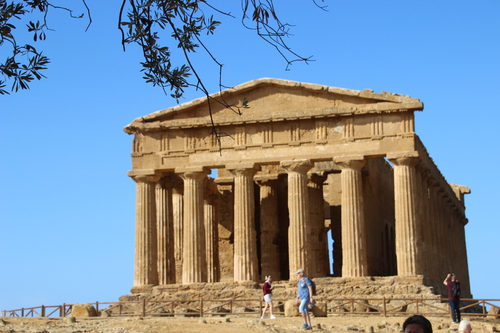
[{"left": 1, "top": 314, "right": 498, "bottom": 332}]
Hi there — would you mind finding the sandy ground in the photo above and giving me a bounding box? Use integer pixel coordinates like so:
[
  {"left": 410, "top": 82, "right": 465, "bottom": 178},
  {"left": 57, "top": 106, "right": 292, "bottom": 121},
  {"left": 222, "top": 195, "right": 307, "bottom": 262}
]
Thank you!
[{"left": 1, "top": 314, "right": 499, "bottom": 333}]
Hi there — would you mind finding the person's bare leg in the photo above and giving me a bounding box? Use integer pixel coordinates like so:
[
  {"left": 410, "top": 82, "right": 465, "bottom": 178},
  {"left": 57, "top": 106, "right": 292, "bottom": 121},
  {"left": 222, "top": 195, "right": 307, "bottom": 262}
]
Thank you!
[{"left": 262, "top": 303, "right": 268, "bottom": 318}]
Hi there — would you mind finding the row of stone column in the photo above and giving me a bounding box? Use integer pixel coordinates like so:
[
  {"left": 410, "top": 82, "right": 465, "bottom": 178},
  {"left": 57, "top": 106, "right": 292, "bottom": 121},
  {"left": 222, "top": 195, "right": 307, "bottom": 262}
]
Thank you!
[
  {"left": 130, "top": 159, "right": 331, "bottom": 287},
  {"left": 334, "top": 152, "right": 462, "bottom": 279},
  {"left": 130, "top": 152, "right": 468, "bottom": 288},
  {"left": 387, "top": 151, "right": 469, "bottom": 295},
  {"left": 130, "top": 155, "right": 403, "bottom": 287},
  {"left": 416, "top": 164, "right": 470, "bottom": 291}
]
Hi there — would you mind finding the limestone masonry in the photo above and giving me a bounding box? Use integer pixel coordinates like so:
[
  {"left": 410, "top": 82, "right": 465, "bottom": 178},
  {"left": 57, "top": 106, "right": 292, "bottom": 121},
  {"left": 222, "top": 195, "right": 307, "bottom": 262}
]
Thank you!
[{"left": 123, "top": 78, "right": 471, "bottom": 299}]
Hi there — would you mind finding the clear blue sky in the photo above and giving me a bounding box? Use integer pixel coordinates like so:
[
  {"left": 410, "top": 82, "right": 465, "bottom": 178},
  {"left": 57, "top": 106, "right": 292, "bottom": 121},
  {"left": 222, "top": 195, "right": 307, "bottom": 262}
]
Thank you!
[{"left": 1, "top": 1, "right": 499, "bottom": 311}]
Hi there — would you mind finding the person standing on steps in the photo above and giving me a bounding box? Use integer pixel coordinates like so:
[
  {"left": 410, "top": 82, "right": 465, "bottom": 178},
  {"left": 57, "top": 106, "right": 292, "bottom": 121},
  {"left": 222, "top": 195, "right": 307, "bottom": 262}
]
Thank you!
[
  {"left": 444, "top": 273, "right": 461, "bottom": 324},
  {"left": 295, "top": 269, "right": 314, "bottom": 330},
  {"left": 261, "top": 275, "right": 276, "bottom": 319}
]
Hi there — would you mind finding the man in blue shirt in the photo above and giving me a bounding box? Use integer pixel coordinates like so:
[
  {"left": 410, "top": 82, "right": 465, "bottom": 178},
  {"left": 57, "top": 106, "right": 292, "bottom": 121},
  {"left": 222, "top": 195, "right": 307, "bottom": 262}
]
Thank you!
[{"left": 295, "top": 269, "right": 314, "bottom": 330}]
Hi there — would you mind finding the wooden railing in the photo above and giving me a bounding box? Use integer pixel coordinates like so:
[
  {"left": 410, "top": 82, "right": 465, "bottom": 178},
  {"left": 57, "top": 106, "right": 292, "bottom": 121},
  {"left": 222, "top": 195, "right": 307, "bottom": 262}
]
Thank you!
[{"left": 2, "top": 298, "right": 499, "bottom": 318}]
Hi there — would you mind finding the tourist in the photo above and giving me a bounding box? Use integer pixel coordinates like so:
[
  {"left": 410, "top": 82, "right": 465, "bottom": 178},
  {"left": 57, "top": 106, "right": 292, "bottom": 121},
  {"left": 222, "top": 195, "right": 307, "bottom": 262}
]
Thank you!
[
  {"left": 295, "top": 269, "right": 314, "bottom": 330},
  {"left": 261, "top": 275, "right": 276, "bottom": 319},
  {"left": 458, "top": 320, "right": 472, "bottom": 333},
  {"left": 403, "top": 314, "right": 433, "bottom": 333},
  {"left": 443, "top": 273, "right": 461, "bottom": 323}
]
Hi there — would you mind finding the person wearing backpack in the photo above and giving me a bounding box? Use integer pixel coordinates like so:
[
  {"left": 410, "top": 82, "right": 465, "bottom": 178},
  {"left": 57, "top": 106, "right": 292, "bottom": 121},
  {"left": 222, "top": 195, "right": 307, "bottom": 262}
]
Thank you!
[
  {"left": 443, "top": 273, "right": 461, "bottom": 323},
  {"left": 296, "top": 269, "right": 315, "bottom": 330}
]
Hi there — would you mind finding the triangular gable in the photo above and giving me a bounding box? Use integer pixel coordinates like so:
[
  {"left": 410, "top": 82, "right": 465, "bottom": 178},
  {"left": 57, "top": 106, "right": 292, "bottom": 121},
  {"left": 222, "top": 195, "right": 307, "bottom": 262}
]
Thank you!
[{"left": 124, "top": 78, "right": 423, "bottom": 133}]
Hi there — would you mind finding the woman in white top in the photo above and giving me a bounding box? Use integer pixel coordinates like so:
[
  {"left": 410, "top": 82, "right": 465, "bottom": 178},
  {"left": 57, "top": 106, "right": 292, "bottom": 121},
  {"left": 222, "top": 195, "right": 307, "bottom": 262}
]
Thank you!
[{"left": 261, "top": 275, "right": 276, "bottom": 319}]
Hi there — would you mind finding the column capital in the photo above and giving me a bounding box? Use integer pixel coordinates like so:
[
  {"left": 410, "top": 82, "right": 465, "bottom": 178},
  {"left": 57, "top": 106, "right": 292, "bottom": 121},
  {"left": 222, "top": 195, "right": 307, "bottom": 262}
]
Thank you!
[
  {"left": 176, "top": 166, "right": 210, "bottom": 180},
  {"left": 227, "top": 163, "right": 259, "bottom": 177},
  {"left": 387, "top": 152, "right": 420, "bottom": 166},
  {"left": 280, "top": 159, "right": 313, "bottom": 174},
  {"left": 333, "top": 156, "right": 365, "bottom": 171},
  {"left": 254, "top": 174, "right": 280, "bottom": 186},
  {"left": 158, "top": 172, "right": 183, "bottom": 189},
  {"left": 308, "top": 172, "right": 327, "bottom": 184},
  {"left": 129, "top": 170, "right": 161, "bottom": 183}
]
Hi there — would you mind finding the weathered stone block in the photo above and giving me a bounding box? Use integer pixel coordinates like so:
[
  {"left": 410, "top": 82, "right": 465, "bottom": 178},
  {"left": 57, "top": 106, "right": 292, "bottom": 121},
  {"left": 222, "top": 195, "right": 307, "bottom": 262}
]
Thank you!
[
  {"left": 488, "top": 305, "right": 500, "bottom": 319},
  {"left": 284, "top": 300, "right": 299, "bottom": 317},
  {"left": 311, "top": 302, "right": 327, "bottom": 317},
  {"left": 354, "top": 299, "right": 372, "bottom": 313},
  {"left": 71, "top": 303, "right": 97, "bottom": 317}
]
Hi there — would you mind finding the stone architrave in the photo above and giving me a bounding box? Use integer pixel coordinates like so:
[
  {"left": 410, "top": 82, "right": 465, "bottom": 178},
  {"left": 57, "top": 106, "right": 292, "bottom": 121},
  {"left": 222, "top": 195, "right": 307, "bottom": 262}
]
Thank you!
[
  {"left": 334, "top": 156, "right": 368, "bottom": 277},
  {"left": 281, "top": 159, "right": 313, "bottom": 278},
  {"left": 130, "top": 172, "right": 161, "bottom": 287},
  {"left": 308, "top": 172, "right": 328, "bottom": 278},
  {"left": 177, "top": 167, "right": 209, "bottom": 284},
  {"left": 387, "top": 152, "right": 421, "bottom": 276},
  {"left": 255, "top": 176, "right": 281, "bottom": 280},
  {"left": 227, "top": 163, "right": 259, "bottom": 282}
]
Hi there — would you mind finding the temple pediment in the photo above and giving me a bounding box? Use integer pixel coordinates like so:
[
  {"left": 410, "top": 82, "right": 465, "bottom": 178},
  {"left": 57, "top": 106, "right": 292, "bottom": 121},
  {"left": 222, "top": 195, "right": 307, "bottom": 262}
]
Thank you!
[{"left": 124, "top": 78, "right": 423, "bottom": 133}]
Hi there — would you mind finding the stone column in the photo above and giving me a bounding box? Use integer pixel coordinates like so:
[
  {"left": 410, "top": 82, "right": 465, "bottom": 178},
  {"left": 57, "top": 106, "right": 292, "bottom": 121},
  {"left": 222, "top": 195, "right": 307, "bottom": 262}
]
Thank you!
[
  {"left": 427, "top": 179, "right": 441, "bottom": 280},
  {"left": 204, "top": 180, "right": 220, "bottom": 283},
  {"left": 308, "top": 172, "right": 328, "bottom": 278},
  {"left": 436, "top": 189, "right": 449, "bottom": 276},
  {"left": 172, "top": 186, "right": 184, "bottom": 283},
  {"left": 280, "top": 159, "right": 313, "bottom": 278},
  {"left": 334, "top": 156, "right": 368, "bottom": 277},
  {"left": 177, "top": 167, "right": 209, "bottom": 284},
  {"left": 388, "top": 152, "right": 421, "bottom": 276},
  {"left": 130, "top": 172, "right": 161, "bottom": 288},
  {"left": 255, "top": 176, "right": 281, "bottom": 280},
  {"left": 457, "top": 216, "right": 471, "bottom": 296},
  {"left": 156, "top": 176, "right": 175, "bottom": 285},
  {"left": 227, "top": 163, "right": 259, "bottom": 282}
]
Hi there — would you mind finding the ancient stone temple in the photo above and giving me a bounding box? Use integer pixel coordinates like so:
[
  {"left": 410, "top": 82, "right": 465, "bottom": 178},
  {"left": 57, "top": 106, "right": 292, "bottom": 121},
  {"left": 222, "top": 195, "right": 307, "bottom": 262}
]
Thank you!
[{"left": 123, "top": 78, "right": 471, "bottom": 297}]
